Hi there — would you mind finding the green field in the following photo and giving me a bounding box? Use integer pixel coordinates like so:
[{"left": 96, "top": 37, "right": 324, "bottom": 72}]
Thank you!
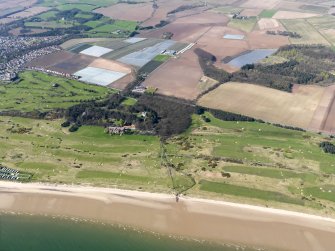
[
  {"left": 40, "top": 0, "right": 118, "bottom": 8},
  {"left": 35, "top": 10, "right": 58, "bottom": 20},
  {"left": 57, "top": 3, "right": 98, "bottom": 12},
  {"left": 25, "top": 20, "right": 77, "bottom": 29},
  {"left": 0, "top": 71, "right": 112, "bottom": 112},
  {"left": 121, "top": 97, "right": 137, "bottom": 106},
  {"left": 89, "top": 20, "right": 137, "bottom": 33},
  {"left": 228, "top": 17, "right": 257, "bottom": 32},
  {"left": 259, "top": 9, "right": 277, "bottom": 18},
  {"left": 84, "top": 17, "right": 110, "bottom": 28},
  {"left": 211, "top": 6, "right": 242, "bottom": 14},
  {"left": 280, "top": 19, "right": 330, "bottom": 45},
  {"left": 153, "top": 54, "right": 171, "bottom": 62}
]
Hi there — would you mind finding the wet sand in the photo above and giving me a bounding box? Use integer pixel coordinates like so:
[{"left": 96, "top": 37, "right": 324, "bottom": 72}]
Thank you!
[{"left": 0, "top": 181, "right": 334, "bottom": 251}]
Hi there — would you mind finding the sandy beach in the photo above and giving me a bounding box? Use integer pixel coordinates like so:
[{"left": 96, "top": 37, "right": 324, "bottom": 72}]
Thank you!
[{"left": 0, "top": 181, "right": 334, "bottom": 251}]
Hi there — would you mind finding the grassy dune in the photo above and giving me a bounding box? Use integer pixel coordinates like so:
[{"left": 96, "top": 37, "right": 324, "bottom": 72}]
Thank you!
[{"left": 1, "top": 111, "right": 335, "bottom": 213}]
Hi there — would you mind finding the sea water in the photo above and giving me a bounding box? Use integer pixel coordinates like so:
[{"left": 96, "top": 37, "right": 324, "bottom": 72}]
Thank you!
[{"left": 0, "top": 214, "right": 253, "bottom": 251}]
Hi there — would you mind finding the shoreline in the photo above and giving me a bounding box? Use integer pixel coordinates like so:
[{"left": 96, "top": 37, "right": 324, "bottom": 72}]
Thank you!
[{"left": 1, "top": 181, "right": 335, "bottom": 251}]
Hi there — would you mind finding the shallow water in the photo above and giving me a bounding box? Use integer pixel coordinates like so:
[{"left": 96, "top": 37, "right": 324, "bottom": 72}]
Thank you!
[
  {"left": 0, "top": 214, "right": 254, "bottom": 251},
  {"left": 227, "top": 49, "right": 277, "bottom": 68}
]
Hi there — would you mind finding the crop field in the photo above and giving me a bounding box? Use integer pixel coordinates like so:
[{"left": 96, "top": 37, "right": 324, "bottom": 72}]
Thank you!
[
  {"left": 56, "top": 3, "right": 98, "bottom": 12},
  {"left": 300, "top": 4, "right": 328, "bottom": 13},
  {"left": 144, "top": 49, "right": 203, "bottom": 100},
  {"left": 40, "top": 0, "right": 117, "bottom": 8},
  {"left": 25, "top": 20, "right": 77, "bottom": 29},
  {"left": 273, "top": 11, "right": 320, "bottom": 19},
  {"left": 198, "top": 82, "right": 326, "bottom": 129},
  {"left": 118, "top": 40, "right": 175, "bottom": 67},
  {"left": 97, "top": 38, "right": 163, "bottom": 60},
  {"left": 259, "top": 9, "right": 277, "bottom": 18},
  {"left": 89, "top": 20, "right": 137, "bottom": 33},
  {"left": 210, "top": 6, "right": 242, "bottom": 15},
  {"left": 307, "top": 15, "right": 335, "bottom": 30},
  {"left": 280, "top": 19, "right": 330, "bottom": 45},
  {"left": 36, "top": 10, "right": 58, "bottom": 19},
  {"left": 27, "top": 51, "right": 95, "bottom": 75},
  {"left": 0, "top": 71, "right": 112, "bottom": 112},
  {"left": 94, "top": 3, "right": 153, "bottom": 22},
  {"left": 228, "top": 17, "right": 257, "bottom": 32}
]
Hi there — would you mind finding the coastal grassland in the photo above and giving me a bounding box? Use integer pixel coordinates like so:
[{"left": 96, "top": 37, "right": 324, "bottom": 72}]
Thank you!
[
  {"left": 1, "top": 111, "right": 335, "bottom": 213},
  {"left": 165, "top": 113, "right": 335, "bottom": 211},
  {"left": 0, "top": 116, "right": 169, "bottom": 190},
  {"left": 0, "top": 71, "right": 113, "bottom": 112},
  {"left": 280, "top": 19, "right": 330, "bottom": 45},
  {"left": 227, "top": 17, "right": 257, "bottom": 32},
  {"left": 259, "top": 9, "right": 277, "bottom": 18}
]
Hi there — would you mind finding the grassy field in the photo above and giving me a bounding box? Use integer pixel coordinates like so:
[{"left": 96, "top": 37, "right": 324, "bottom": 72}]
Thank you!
[
  {"left": 211, "top": 6, "right": 242, "bottom": 14},
  {"left": 1, "top": 111, "right": 335, "bottom": 213},
  {"left": 0, "top": 71, "right": 112, "bottom": 112},
  {"left": 36, "top": 10, "right": 58, "bottom": 20},
  {"left": 56, "top": 3, "right": 98, "bottom": 12},
  {"left": 153, "top": 54, "right": 171, "bottom": 62},
  {"left": 40, "top": 0, "right": 117, "bottom": 8},
  {"left": 280, "top": 19, "right": 330, "bottom": 45},
  {"left": 121, "top": 97, "right": 137, "bottom": 106},
  {"left": 25, "top": 21, "right": 77, "bottom": 29},
  {"left": 89, "top": 20, "right": 137, "bottom": 33},
  {"left": 259, "top": 9, "right": 277, "bottom": 18},
  {"left": 228, "top": 17, "right": 257, "bottom": 32}
]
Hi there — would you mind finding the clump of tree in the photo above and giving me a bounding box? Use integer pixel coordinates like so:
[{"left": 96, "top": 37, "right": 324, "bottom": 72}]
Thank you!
[
  {"left": 232, "top": 45, "right": 335, "bottom": 92},
  {"left": 64, "top": 93, "right": 195, "bottom": 138},
  {"left": 319, "top": 141, "right": 335, "bottom": 154},
  {"left": 194, "top": 48, "right": 231, "bottom": 84}
]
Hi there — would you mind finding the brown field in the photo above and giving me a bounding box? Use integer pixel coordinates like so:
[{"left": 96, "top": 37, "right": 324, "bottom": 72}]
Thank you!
[
  {"left": 198, "top": 82, "right": 325, "bottom": 129},
  {"left": 273, "top": 11, "right": 320, "bottom": 19},
  {"left": 0, "top": 17, "right": 19, "bottom": 24},
  {"left": 309, "top": 85, "right": 335, "bottom": 134},
  {"left": 89, "top": 58, "right": 132, "bottom": 74},
  {"left": 0, "top": 0, "right": 36, "bottom": 10},
  {"left": 241, "top": 0, "right": 280, "bottom": 9},
  {"left": 258, "top": 18, "right": 285, "bottom": 31},
  {"left": 240, "top": 8, "right": 263, "bottom": 17},
  {"left": 27, "top": 51, "right": 94, "bottom": 75},
  {"left": 273, "top": 1, "right": 303, "bottom": 11},
  {"left": 60, "top": 38, "right": 117, "bottom": 50},
  {"left": 142, "top": 12, "right": 229, "bottom": 43},
  {"left": 108, "top": 72, "right": 135, "bottom": 90},
  {"left": 321, "top": 29, "right": 335, "bottom": 45},
  {"left": 9, "top": 27, "right": 49, "bottom": 36},
  {"left": 8, "top": 6, "right": 50, "bottom": 19},
  {"left": 142, "top": 0, "right": 200, "bottom": 26},
  {"left": 197, "top": 26, "right": 248, "bottom": 64},
  {"left": 246, "top": 31, "right": 289, "bottom": 49},
  {"left": 94, "top": 3, "right": 153, "bottom": 22},
  {"left": 144, "top": 49, "right": 203, "bottom": 100}
]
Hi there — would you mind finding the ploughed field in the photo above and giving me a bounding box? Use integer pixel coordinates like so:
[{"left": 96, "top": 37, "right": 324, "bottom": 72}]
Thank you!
[{"left": 2, "top": 113, "right": 335, "bottom": 215}]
